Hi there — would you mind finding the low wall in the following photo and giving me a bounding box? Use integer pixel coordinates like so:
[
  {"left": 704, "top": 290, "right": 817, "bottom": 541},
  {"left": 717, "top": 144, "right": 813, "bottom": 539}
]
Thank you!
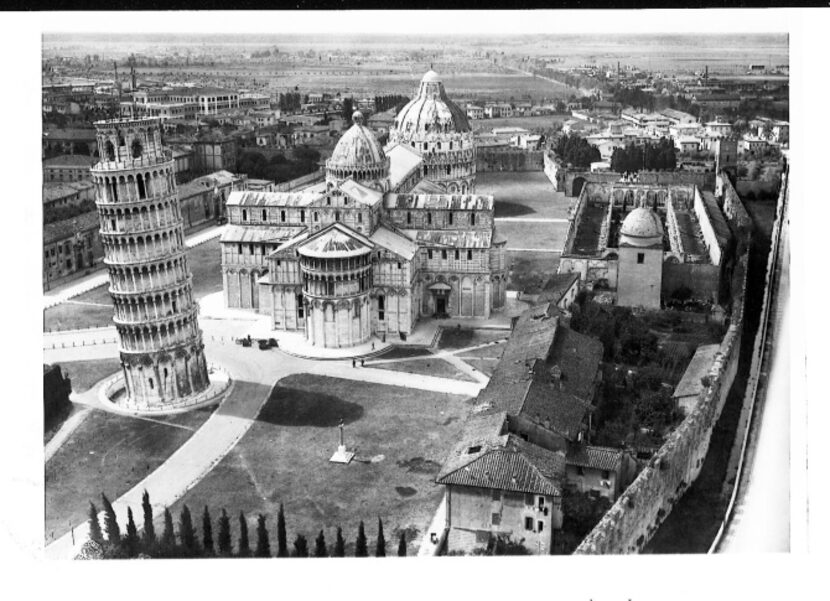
[
  {"left": 476, "top": 148, "right": 544, "bottom": 172},
  {"left": 273, "top": 168, "right": 325, "bottom": 192}
]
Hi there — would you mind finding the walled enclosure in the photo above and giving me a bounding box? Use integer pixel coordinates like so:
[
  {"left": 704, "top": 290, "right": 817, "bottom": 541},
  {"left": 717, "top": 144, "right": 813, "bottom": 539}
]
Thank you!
[
  {"left": 574, "top": 250, "right": 749, "bottom": 554},
  {"left": 476, "top": 148, "right": 544, "bottom": 172}
]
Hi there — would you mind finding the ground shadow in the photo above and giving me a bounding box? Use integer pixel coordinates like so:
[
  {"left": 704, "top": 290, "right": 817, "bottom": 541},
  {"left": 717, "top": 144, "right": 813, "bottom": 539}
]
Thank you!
[
  {"left": 494, "top": 201, "right": 536, "bottom": 218},
  {"left": 257, "top": 385, "right": 364, "bottom": 427}
]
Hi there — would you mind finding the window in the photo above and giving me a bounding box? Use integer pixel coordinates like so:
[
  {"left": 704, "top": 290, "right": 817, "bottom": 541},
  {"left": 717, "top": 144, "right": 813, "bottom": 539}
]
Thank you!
[
  {"left": 577, "top": 467, "right": 585, "bottom": 476},
  {"left": 637, "top": 253, "right": 645, "bottom": 264},
  {"left": 335, "top": 211, "right": 340, "bottom": 222},
  {"left": 280, "top": 210, "right": 286, "bottom": 222},
  {"left": 467, "top": 250, "right": 473, "bottom": 261},
  {"left": 397, "top": 262, "right": 402, "bottom": 269},
  {"left": 524, "top": 493, "right": 533, "bottom": 506},
  {"left": 248, "top": 244, "right": 254, "bottom": 255},
  {"left": 524, "top": 517, "right": 534, "bottom": 531},
  {"left": 300, "top": 210, "right": 306, "bottom": 223},
  {"left": 491, "top": 513, "right": 501, "bottom": 526},
  {"left": 276, "top": 260, "right": 281, "bottom": 267},
  {"left": 467, "top": 445, "right": 481, "bottom": 454},
  {"left": 148, "top": 377, "right": 154, "bottom": 390},
  {"left": 448, "top": 212, "right": 453, "bottom": 225},
  {"left": 491, "top": 489, "right": 501, "bottom": 501},
  {"left": 470, "top": 213, "right": 476, "bottom": 225},
  {"left": 427, "top": 212, "right": 432, "bottom": 225},
  {"left": 455, "top": 250, "right": 459, "bottom": 260},
  {"left": 378, "top": 295, "right": 385, "bottom": 321},
  {"left": 441, "top": 250, "right": 447, "bottom": 260},
  {"left": 358, "top": 212, "right": 363, "bottom": 223},
  {"left": 297, "top": 294, "right": 304, "bottom": 318},
  {"left": 602, "top": 470, "right": 611, "bottom": 480},
  {"left": 237, "top": 244, "right": 242, "bottom": 254},
  {"left": 314, "top": 212, "right": 319, "bottom": 222},
  {"left": 326, "top": 197, "right": 331, "bottom": 206},
  {"left": 406, "top": 211, "right": 412, "bottom": 225},
  {"left": 242, "top": 209, "right": 247, "bottom": 221},
  {"left": 427, "top": 250, "right": 433, "bottom": 260},
  {"left": 537, "top": 521, "right": 544, "bottom": 533}
]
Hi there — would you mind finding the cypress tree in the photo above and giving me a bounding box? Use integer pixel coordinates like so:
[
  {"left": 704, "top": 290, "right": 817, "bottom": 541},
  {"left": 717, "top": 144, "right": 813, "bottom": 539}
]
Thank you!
[
  {"left": 375, "top": 518, "right": 386, "bottom": 557},
  {"left": 141, "top": 490, "right": 155, "bottom": 549},
  {"left": 161, "top": 508, "right": 175, "bottom": 549},
  {"left": 355, "top": 521, "right": 368, "bottom": 557},
  {"left": 255, "top": 514, "right": 271, "bottom": 558},
  {"left": 292, "top": 534, "right": 309, "bottom": 557},
  {"left": 202, "top": 506, "right": 214, "bottom": 555},
  {"left": 333, "top": 526, "right": 345, "bottom": 557},
  {"left": 397, "top": 531, "right": 407, "bottom": 557},
  {"left": 87, "top": 502, "right": 103, "bottom": 544},
  {"left": 178, "top": 505, "right": 197, "bottom": 555},
  {"left": 237, "top": 512, "right": 250, "bottom": 557},
  {"left": 101, "top": 493, "right": 121, "bottom": 546},
  {"left": 314, "top": 530, "right": 328, "bottom": 557},
  {"left": 217, "top": 509, "right": 232, "bottom": 556},
  {"left": 276, "top": 503, "right": 288, "bottom": 557},
  {"left": 124, "top": 507, "right": 139, "bottom": 557}
]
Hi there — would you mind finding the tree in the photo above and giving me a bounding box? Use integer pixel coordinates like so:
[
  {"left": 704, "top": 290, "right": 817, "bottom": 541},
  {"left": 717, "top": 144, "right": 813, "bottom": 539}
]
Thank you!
[
  {"left": 178, "top": 505, "right": 197, "bottom": 555},
  {"left": 314, "top": 530, "right": 328, "bottom": 558},
  {"left": 255, "top": 514, "right": 271, "bottom": 558},
  {"left": 375, "top": 518, "right": 386, "bottom": 557},
  {"left": 341, "top": 97, "right": 354, "bottom": 122},
  {"left": 237, "top": 512, "right": 250, "bottom": 557},
  {"left": 202, "top": 506, "right": 214, "bottom": 555},
  {"left": 276, "top": 503, "right": 288, "bottom": 557},
  {"left": 217, "top": 509, "right": 232, "bottom": 556},
  {"left": 161, "top": 508, "right": 175, "bottom": 550},
  {"left": 292, "top": 534, "right": 309, "bottom": 557},
  {"left": 397, "top": 532, "right": 407, "bottom": 557},
  {"left": 333, "top": 527, "right": 346, "bottom": 557},
  {"left": 87, "top": 502, "right": 103, "bottom": 544},
  {"left": 355, "top": 521, "right": 369, "bottom": 557},
  {"left": 124, "top": 507, "right": 139, "bottom": 557},
  {"left": 101, "top": 493, "right": 121, "bottom": 546},
  {"left": 141, "top": 490, "right": 155, "bottom": 549},
  {"left": 562, "top": 490, "right": 612, "bottom": 540}
]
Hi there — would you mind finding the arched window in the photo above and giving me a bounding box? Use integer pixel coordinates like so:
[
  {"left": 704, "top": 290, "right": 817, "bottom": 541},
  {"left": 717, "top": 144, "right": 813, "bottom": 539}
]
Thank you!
[
  {"left": 136, "top": 174, "right": 146, "bottom": 199},
  {"left": 131, "top": 138, "right": 143, "bottom": 158},
  {"left": 105, "top": 141, "right": 115, "bottom": 161},
  {"left": 470, "top": 212, "right": 476, "bottom": 226},
  {"left": 427, "top": 212, "right": 432, "bottom": 225},
  {"left": 448, "top": 212, "right": 454, "bottom": 225}
]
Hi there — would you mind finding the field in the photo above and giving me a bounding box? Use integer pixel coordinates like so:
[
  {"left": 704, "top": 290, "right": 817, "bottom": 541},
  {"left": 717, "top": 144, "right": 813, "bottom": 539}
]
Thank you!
[
  {"left": 436, "top": 328, "right": 508, "bottom": 350},
  {"left": 43, "top": 238, "right": 222, "bottom": 332},
  {"left": 478, "top": 172, "right": 570, "bottom": 220},
  {"left": 470, "top": 114, "right": 570, "bottom": 134},
  {"left": 164, "top": 374, "right": 472, "bottom": 556},
  {"left": 368, "top": 354, "right": 477, "bottom": 383},
  {"left": 45, "top": 405, "right": 215, "bottom": 543},
  {"left": 60, "top": 358, "right": 123, "bottom": 393}
]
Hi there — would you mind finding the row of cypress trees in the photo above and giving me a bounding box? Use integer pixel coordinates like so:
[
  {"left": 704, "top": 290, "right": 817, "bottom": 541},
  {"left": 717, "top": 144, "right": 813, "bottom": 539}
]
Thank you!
[{"left": 87, "top": 491, "right": 408, "bottom": 559}]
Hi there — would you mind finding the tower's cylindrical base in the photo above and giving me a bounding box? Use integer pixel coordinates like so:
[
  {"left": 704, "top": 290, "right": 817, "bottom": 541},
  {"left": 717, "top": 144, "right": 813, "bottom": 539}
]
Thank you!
[{"left": 119, "top": 341, "right": 209, "bottom": 409}]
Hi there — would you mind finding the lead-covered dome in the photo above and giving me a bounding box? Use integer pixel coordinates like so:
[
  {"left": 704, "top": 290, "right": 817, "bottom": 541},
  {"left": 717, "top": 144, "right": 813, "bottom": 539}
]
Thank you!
[
  {"left": 329, "top": 111, "right": 386, "bottom": 167},
  {"left": 392, "top": 70, "right": 471, "bottom": 140},
  {"left": 619, "top": 207, "right": 664, "bottom": 247},
  {"left": 326, "top": 111, "right": 390, "bottom": 191}
]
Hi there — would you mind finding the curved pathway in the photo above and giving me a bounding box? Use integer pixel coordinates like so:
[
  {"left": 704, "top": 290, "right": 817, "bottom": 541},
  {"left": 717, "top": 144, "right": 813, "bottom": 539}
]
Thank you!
[{"left": 43, "top": 318, "right": 487, "bottom": 559}]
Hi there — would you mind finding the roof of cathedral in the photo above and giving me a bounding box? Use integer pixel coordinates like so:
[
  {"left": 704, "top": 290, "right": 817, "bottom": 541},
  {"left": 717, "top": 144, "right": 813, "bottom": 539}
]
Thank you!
[
  {"left": 392, "top": 70, "right": 471, "bottom": 141},
  {"left": 402, "top": 229, "right": 493, "bottom": 249},
  {"left": 619, "top": 207, "right": 664, "bottom": 247},
  {"left": 226, "top": 190, "right": 320, "bottom": 207},
  {"left": 369, "top": 225, "right": 419, "bottom": 260},
  {"left": 386, "top": 143, "right": 424, "bottom": 189},
  {"left": 298, "top": 222, "right": 374, "bottom": 258},
  {"left": 385, "top": 193, "right": 493, "bottom": 211},
  {"left": 338, "top": 178, "right": 384, "bottom": 207},
  {"left": 220, "top": 225, "right": 306, "bottom": 244},
  {"left": 327, "top": 111, "right": 387, "bottom": 169},
  {"left": 410, "top": 178, "right": 445, "bottom": 194}
]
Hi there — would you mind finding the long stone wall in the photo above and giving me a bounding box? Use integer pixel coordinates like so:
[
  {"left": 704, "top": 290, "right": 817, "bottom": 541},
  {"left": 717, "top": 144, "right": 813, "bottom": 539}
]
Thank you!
[
  {"left": 476, "top": 148, "right": 544, "bottom": 172},
  {"left": 574, "top": 251, "right": 749, "bottom": 554}
]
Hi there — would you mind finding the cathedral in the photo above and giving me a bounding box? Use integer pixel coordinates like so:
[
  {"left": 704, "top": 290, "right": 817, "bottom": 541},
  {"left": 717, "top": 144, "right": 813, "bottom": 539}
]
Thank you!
[{"left": 221, "top": 70, "right": 508, "bottom": 348}]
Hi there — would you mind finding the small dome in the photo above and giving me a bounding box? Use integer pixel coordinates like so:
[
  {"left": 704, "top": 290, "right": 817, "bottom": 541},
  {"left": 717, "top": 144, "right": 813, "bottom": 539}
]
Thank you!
[
  {"left": 421, "top": 69, "right": 441, "bottom": 83},
  {"left": 329, "top": 117, "right": 386, "bottom": 168},
  {"left": 620, "top": 207, "right": 664, "bottom": 247}
]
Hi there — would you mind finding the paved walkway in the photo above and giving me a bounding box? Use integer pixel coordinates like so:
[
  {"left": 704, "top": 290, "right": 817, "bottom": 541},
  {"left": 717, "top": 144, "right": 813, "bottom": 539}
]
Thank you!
[
  {"left": 43, "top": 311, "right": 488, "bottom": 558},
  {"left": 43, "top": 225, "right": 223, "bottom": 310},
  {"left": 495, "top": 217, "right": 569, "bottom": 224}
]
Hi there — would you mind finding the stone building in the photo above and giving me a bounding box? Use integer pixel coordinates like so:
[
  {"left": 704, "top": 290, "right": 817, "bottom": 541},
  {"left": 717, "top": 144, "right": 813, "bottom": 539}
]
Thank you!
[
  {"left": 221, "top": 71, "right": 507, "bottom": 348},
  {"left": 616, "top": 207, "right": 664, "bottom": 309},
  {"left": 43, "top": 211, "right": 103, "bottom": 288},
  {"left": 92, "top": 117, "right": 209, "bottom": 408}
]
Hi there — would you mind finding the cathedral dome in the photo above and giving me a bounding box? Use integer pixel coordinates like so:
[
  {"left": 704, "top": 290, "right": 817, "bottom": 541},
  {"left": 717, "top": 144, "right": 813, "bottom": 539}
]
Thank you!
[
  {"left": 619, "top": 207, "right": 664, "bottom": 247},
  {"left": 392, "top": 70, "right": 471, "bottom": 140},
  {"left": 328, "top": 111, "right": 387, "bottom": 168}
]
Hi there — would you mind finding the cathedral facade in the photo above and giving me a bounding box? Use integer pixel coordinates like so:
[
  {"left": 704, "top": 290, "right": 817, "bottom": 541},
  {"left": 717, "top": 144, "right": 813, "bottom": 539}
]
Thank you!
[{"left": 221, "top": 71, "right": 507, "bottom": 348}]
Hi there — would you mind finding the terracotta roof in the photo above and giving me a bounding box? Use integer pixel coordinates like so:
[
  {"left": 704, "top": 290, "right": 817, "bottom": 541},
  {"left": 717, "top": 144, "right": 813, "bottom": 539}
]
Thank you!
[
  {"left": 226, "top": 190, "right": 320, "bottom": 208},
  {"left": 42, "top": 154, "right": 97, "bottom": 167},
  {"left": 220, "top": 225, "right": 305, "bottom": 244},
  {"left": 44, "top": 211, "right": 100, "bottom": 244},
  {"left": 369, "top": 225, "right": 419, "bottom": 260},
  {"left": 566, "top": 444, "right": 624, "bottom": 472},
  {"left": 437, "top": 434, "right": 564, "bottom": 496},
  {"left": 538, "top": 272, "right": 580, "bottom": 306},
  {"left": 402, "top": 229, "right": 492, "bottom": 249},
  {"left": 338, "top": 179, "right": 384, "bottom": 207}
]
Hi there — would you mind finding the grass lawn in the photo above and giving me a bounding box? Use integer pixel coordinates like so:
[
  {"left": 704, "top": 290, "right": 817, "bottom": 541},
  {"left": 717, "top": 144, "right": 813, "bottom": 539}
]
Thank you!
[
  {"left": 455, "top": 341, "right": 506, "bottom": 378},
  {"left": 43, "top": 238, "right": 222, "bottom": 332},
  {"left": 471, "top": 114, "right": 570, "bottom": 134},
  {"left": 507, "top": 250, "right": 561, "bottom": 292},
  {"left": 368, "top": 355, "right": 477, "bottom": 383},
  {"left": 476, "top": 172, "right": 571, "bottom": 220},
  {"left": 497, "top": 221, "right": 569, "bottom": 251},
  {"left": 437, "top": 327, "right": 508, "bottom": 350},
  {"left": 165, "top": 374, "right": 471, "bottom": 556},
  {"left": 45, "top": 405, "right": 215, "bottom": 543},
  {"left": 60, "top": 358, "right": 123, "bottom": 393}
]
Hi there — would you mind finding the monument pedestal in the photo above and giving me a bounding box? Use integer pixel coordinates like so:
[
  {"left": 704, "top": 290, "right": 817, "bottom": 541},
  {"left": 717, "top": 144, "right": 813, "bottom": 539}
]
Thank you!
[{"left": 329, "top": 444, "right": 354, "bottom": 464}]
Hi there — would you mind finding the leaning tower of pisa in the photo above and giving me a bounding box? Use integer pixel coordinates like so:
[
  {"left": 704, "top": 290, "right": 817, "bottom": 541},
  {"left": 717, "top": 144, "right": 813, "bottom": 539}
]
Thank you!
[{"left": 92, "top": 117, "right": 210, "bottom": 409}]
